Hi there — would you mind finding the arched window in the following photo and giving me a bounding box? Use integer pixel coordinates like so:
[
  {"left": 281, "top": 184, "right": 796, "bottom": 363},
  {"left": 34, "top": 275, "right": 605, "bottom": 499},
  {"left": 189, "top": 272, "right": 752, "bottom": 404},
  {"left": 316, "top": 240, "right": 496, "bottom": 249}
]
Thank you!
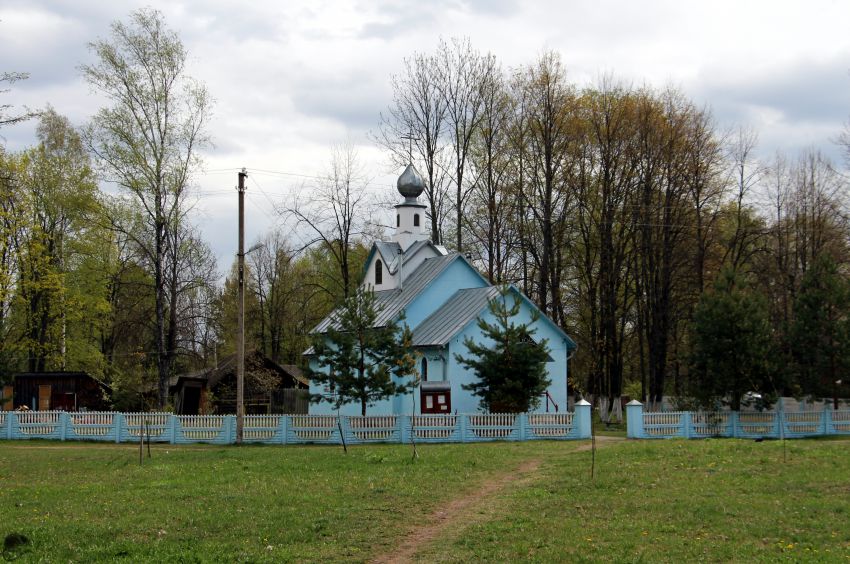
[
  {"left": 414, "top": 214, "right": 420, "bottom": 227},
  {"left": 375, "top": 259, "right": 383, "bottom": 285},
  {"left": 421, "top": 357, "right": 428, "bottom": 381},
  {"left": 396, "top": 214, "right": 400, "bottom": 227}
]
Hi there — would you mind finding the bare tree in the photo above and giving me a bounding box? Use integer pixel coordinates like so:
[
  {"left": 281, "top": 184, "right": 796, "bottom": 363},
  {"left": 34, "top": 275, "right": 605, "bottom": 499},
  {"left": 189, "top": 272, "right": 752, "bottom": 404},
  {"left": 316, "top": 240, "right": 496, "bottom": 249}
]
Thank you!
[
  {"left": 285, "top": 142, "right": 371, "bottom": 300},
  {"left": 465, "top": 60, "right": 515, "bottom": 282},
  {"left": 515, "top": 51, "right": 576, "bottom": 318},
  {"left": 247, "top": 230, "right": 302, "bottom": 363},
  {"left": 82, "top": 8, "right": 211, "bottom": 408},
  {"left": 724, "top": 126, "right": 763, "bottom": 271},
  {"left": 377, "top": 52, "right": 450, "bottom": 244},
  {"left": 436, "top": 37, "right": 492, "bottom": 251}
]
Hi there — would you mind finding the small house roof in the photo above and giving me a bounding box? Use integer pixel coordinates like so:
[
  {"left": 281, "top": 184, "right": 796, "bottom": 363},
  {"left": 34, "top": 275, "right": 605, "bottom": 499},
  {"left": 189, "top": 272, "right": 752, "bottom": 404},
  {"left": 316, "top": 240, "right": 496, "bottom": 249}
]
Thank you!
[
  {"left": 169, "top": 352, "right": 308, "bottom": 390},
  {"left": 14, "top": 371, "right": 113, "bottom": 392}
]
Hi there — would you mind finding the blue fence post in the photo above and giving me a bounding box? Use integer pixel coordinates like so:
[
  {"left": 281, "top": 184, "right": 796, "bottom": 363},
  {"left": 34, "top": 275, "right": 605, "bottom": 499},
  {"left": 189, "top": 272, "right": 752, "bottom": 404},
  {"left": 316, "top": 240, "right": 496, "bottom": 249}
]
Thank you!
[
  {"left": 518, "top": 413, "right": 527, "bottom": 441},
  {"left": 824, "top": 409, "right": 832, "bottom": 436},
  {"left": 398, "top": 414, "right": 408, "bottom": 444},
  {"left": 681, "top": 411, "right": 692, "bottom": 439},
  {"left": 280, "top": 415, "right": 288, "bottom": 445},
  {"left": 625, "top": 400, "right": 643, "bottom": 439},
  {"left": 60, "top": 412, "right": 68, "bottom": 441},
  {"left": 8, "top": 411, "right": 16, "bottom": 440},
  {"left": 169, "top": 414, "right": 177, "bottom": 444},
  {"left": 220, "top": 415, "right": 230, "bottom": 444},
  {"left": 113, "top": 413, "right": 123, "bottom": 443},
  {"left": 459, "top": 414, "right": 468, "bottom": 443},
  {"left": 339, "top": 415, "right": 350, "bottom": 445},
  {"left": 730, "top": 412, "right": 739, "bottom": 438},
  {"left": 575, "top": 399, "right": 592, "bottom": 439},
  {"left": 773, "top": 411, "right": 781, "bottom": 439}
]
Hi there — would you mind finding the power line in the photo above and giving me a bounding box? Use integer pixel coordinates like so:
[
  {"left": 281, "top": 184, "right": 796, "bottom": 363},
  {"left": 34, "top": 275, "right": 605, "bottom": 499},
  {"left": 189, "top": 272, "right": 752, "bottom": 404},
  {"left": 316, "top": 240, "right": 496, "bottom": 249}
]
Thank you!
[{"left": 200, "top": 166, "right": 398, "bottom": 190}]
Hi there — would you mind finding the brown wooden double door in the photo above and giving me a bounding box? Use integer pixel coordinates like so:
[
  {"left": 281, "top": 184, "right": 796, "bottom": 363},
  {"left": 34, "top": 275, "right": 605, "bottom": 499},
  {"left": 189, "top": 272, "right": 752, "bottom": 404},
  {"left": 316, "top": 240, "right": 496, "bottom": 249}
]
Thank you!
[{"left": 420, "top": 389, "right": 451, "bottom": 414}]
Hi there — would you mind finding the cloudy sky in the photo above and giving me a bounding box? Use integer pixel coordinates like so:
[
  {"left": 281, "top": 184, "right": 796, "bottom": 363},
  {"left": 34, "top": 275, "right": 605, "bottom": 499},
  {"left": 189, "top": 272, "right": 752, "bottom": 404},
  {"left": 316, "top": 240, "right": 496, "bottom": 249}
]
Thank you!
[{"left": 2, "top": 0, "right": 850, "bottom": 273}]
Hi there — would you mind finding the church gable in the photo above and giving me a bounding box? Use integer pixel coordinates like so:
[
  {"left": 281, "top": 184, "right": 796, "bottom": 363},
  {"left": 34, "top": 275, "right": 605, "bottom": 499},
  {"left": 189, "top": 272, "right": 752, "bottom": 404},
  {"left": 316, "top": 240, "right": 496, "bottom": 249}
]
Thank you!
[
  {"left": 402, "top": 254, "right": 488, "bottom": 329},
  {"left": 362, "top": 239, "right": 447, "bottom": 292}
]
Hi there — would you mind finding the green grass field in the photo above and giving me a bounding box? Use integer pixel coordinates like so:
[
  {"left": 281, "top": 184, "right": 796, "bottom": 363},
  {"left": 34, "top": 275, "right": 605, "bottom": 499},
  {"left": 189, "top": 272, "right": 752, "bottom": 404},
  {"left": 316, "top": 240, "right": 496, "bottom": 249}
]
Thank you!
[{"left": 0, "top": 438, "right": 848, "bottom": 562}]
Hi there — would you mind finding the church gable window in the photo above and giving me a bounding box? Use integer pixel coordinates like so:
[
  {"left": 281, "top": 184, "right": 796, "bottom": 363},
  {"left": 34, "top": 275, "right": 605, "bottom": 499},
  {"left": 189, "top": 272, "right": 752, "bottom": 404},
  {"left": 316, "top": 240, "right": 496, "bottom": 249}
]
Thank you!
[{"left": 375, "top": 259, "right": 383, "bottom": 285}]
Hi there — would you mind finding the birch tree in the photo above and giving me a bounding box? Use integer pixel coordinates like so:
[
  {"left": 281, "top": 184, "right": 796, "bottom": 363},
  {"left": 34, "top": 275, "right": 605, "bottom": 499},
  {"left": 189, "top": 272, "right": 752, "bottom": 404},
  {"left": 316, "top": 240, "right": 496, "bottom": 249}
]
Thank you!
[{"left": 83, "top": 8, "right": 211, "bottom": 408}]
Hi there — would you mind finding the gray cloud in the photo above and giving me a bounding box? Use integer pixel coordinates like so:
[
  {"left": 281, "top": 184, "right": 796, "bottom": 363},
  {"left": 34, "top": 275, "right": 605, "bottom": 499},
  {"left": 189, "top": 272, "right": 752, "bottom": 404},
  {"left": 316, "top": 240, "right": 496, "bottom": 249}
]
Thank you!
[
  {"left": 702, "top": 57, "right": 850, "bottom": 125},
  {"left": 5, "top": 0, "right": 850, "bottom": 274},
  {"left": 289, "top": 70, "right": 389, "bottom": 134}
]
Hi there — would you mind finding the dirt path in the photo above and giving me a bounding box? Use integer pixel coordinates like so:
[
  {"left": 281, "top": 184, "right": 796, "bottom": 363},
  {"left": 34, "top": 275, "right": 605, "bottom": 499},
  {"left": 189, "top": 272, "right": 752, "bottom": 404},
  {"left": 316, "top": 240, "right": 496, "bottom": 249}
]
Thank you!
[{"left": 370, "top": 437, "right": 624, "bottom": 564}]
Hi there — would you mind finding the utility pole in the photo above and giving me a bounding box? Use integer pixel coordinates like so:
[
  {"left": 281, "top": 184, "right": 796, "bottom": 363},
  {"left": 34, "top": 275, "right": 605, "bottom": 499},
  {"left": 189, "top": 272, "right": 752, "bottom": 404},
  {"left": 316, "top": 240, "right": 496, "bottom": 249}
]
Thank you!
[{"left": 236, "top": 168, "right": 247, "bottom": 444}]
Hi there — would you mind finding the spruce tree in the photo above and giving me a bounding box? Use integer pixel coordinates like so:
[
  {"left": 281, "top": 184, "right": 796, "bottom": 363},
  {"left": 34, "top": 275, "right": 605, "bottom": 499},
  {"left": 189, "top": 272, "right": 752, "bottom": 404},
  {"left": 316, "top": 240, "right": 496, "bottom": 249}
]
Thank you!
[
  {"left": 689, "top": 269, "right": 775, "bottom": 410},
  {"left": 455, "top": 288, "right": 551, "bottom": 413},
  {"left": 307, "top": 286, "right": 416, "bottom": 416},
  {"left": 790, "top": 254, "right": 850, "bottom": 398}
]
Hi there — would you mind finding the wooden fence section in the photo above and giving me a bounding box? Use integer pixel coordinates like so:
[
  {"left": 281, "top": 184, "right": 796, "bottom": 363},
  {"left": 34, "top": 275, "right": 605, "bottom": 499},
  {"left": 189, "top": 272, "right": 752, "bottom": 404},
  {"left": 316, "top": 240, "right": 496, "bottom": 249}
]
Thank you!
[
  {"left": 627, "top": 400, "right": 850, "bottom": 439},
  {"left": 0, "top": 404, "right": 592, "bottom": 445}
]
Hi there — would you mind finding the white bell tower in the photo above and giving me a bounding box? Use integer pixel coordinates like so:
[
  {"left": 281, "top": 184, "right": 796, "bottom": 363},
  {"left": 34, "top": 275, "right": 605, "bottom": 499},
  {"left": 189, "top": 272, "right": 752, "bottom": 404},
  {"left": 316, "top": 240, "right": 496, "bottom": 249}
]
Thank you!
[{"left": 392, "top": 164, "right": 429, "bottom": 251}]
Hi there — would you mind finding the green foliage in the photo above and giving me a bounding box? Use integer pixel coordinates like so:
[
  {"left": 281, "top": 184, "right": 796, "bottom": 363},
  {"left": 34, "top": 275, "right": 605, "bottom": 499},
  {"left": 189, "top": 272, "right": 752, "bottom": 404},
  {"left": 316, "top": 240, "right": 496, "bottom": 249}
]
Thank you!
[
  {"left": 455, "top": 287, "right": 551, "bottom": 413},
  {"left": 790, "top": 254, "right": 850, "bottom": 397},
  {"left": 0, "top": 109, "right": 107, "bottom": 377},
  {"left": 689, "top": 269, "right": 776, "bottom": 410},
  {"left": 306, "top": 286, "right": 416, "bottom": 416}
]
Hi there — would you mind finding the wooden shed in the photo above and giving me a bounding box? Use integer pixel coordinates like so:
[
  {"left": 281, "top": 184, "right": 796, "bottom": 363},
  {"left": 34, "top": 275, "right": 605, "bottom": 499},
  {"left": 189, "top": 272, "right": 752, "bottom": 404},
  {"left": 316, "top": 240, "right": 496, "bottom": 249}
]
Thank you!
[
  {"left": 170, "top": 351, "right": 309, "bottom": 415},
  {"left": 8, "top": 372, "right": 111, "bottom": 411}
]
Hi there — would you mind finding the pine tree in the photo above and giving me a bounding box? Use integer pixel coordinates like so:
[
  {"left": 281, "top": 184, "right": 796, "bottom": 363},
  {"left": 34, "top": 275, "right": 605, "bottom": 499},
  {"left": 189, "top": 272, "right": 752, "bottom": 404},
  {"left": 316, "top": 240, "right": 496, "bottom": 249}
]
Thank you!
[
  {"left": 455, "top": 287, "right": 551, "bottom": 413},
  {"left": 790, "top": 254, "right": 850, "bottom": 398},
  {"left": 306, "top": 286, "right": 416, "bottom": 416},
  {"left": 689, "top": 269, "right": 776, "bottom": 410}
]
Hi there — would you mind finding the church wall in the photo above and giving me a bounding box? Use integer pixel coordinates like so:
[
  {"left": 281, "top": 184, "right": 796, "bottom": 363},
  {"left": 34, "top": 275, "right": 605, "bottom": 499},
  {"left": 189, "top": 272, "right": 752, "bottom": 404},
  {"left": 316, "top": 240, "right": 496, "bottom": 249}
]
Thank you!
[
  {"left": 444, "top": 290, "right": 571, "bottom": 414},
  {"left": 308, "top": 288, "right": 572, "bottom": 416}
]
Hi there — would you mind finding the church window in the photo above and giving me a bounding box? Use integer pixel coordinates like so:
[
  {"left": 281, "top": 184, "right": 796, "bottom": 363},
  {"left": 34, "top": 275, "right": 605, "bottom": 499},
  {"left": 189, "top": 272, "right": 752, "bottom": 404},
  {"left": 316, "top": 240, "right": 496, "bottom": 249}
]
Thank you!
[
  {"left": 421, "top": 358, "right": 428, "bottom": 381},
  {"left": 396, "top": 214, "right": 400, "bottom": 227},
  {"left": 375, "top": 259, "right": 383, "bottom": 285},
  {"left": 414, "top": 214, "right": 420, "bottom": 227}
]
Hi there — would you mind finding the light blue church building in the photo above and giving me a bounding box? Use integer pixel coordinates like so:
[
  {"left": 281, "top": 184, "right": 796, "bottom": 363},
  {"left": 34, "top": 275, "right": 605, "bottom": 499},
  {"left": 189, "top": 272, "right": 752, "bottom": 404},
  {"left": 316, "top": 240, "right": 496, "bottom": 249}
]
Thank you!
[{"left": 307, "top": 164, "right": 576, "bottom": 416}]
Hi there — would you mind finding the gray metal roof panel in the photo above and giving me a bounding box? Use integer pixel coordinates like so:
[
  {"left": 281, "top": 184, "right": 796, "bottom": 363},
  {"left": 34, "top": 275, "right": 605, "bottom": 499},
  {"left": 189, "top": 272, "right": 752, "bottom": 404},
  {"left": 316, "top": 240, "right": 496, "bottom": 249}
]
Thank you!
[
  {"left": 411, "top": 286, "right": 500, "bottom": 346},
  {"left": 311, "top": 253, "right": 462, "bottom": 334}
]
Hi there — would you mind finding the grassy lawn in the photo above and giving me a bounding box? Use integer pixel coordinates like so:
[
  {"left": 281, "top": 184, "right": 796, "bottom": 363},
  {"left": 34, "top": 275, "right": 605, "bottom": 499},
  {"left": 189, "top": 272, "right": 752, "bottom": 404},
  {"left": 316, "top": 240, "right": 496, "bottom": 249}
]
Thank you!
[
  {"left": 417, "top": 439, "right": 850, "bottom": 563},
  {"left": 0, "top": 438, "right": 848, "bottom": 562}
]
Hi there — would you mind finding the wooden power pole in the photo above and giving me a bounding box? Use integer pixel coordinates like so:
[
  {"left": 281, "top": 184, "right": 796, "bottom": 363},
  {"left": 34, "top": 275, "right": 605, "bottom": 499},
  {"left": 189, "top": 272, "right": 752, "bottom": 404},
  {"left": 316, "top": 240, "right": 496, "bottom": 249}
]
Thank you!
[{"left": 236, "top": 168, "right": 247, "bottom": 444}]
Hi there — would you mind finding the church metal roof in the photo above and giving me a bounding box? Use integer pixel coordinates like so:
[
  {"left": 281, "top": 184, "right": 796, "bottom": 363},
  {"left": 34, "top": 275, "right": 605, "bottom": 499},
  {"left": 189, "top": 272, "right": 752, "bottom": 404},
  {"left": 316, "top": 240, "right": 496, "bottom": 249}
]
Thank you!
[
  {"left": 411, "top": 286, "right": 501, "bottom": 347},
  {"left": 373, "top": 241, "right": 401, "bottom": 273},
  {"left": 312, "top": 252, "right": 463, "bottom": 334}
]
